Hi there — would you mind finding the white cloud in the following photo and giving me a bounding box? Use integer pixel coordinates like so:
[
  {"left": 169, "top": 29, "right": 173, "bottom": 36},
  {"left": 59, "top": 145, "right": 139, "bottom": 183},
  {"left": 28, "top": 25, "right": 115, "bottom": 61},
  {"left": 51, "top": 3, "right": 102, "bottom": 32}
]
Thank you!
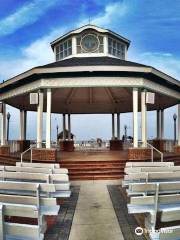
[
  {"left": 0, "top": 26, "right": 67, "bottom": 81},
  {"left": 0, "top": 0, "right": 59, "bottom": 36},
  {"left": 79, "top": 1, "right": 128, "bottom": 28},
  {"left": 131, "top": 51, "right": 180, "bottom": 80}
]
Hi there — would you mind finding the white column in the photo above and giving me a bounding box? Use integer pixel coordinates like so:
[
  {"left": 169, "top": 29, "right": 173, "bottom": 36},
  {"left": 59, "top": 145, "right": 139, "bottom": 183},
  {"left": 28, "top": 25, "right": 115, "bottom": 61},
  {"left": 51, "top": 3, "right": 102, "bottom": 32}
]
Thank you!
[
  {"left": 1, "top": 103, "right": 6, "bottom": 146},
  {"left": 133, "top": 88, "right": 138, "bottom": 148},
  {"left": 112, "top": 113, "right": 115, "bottom": 140},
  {"left": 178, "top": 104, "right": 180, "bottom": 145},
  {"left": 20, "top": 110, "right": 27, "bottom": 140},
  {"left": 68, "top": 114, "right": 71, "bottom": 141},
  {"left": 160, "top": 109, "right": 164, "bottom": 139},
  {"left": 46, "top": 89, "right": 52, "bottom": 149},
  {"left": 63, "top": 114, "right": 66, "bottom": 141},
  {"left": 156, "top": 110, "right": 160, "bottom": 139},
  {"left": 37, "top": 91, "right": 44, "bottom": 148},
  {"left": 141, "top": 90, "right": 147, "bottom": 147},
  {"left": 117, "top": 113, "right": 120, "bottom": 140}
]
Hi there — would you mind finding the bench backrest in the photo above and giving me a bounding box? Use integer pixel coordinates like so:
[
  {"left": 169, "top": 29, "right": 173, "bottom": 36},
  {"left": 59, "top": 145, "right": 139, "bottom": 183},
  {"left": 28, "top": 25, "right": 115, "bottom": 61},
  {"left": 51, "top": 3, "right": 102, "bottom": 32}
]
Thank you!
[
  {"left": 0, "top": 166, "right": 68, "bottom": 174},
  {"left": 125, "top": 162, "right": 174, "bottom": 168},
  {"left": 125, "top": 166, "right": 180, "bottom": 174},
  {"left": 16, "top": 162, "right": 60, "bottom": 169},
  {"left": 125, "top": 172, "right": 180, "bottom": 181},
  {"left": 0, "top": 204, "right": 44, "bottom": 240},
  {"left": 0, "top": 171, "right": 69, "bottom": 183},
  {"left": 129, "top": 182, "right": 180, "bottom": 193}
]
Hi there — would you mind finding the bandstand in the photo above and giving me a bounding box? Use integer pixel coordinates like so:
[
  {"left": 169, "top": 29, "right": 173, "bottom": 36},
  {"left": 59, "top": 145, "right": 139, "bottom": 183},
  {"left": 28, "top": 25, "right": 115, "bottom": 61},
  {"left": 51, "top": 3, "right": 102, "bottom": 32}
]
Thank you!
[{"left": 0, "top": 24, "right": 180, "bottom": 163}]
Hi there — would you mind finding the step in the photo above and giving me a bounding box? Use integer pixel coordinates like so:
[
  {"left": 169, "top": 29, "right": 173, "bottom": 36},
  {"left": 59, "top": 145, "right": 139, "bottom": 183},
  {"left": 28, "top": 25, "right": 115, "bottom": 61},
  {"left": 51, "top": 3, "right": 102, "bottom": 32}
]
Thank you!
[
  {"left": 69, "top": 170, "right": 123, "bottom": 175},
  {"left": 69, "top": 174, "right": 123, "bottom": 180}
]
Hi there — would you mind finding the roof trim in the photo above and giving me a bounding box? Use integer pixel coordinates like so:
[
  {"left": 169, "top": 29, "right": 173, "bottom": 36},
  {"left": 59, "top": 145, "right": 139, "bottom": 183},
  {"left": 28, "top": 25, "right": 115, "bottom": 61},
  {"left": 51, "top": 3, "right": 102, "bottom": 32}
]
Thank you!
[{"left": 50, "top": 24, "right": 130, "bottom": 49}]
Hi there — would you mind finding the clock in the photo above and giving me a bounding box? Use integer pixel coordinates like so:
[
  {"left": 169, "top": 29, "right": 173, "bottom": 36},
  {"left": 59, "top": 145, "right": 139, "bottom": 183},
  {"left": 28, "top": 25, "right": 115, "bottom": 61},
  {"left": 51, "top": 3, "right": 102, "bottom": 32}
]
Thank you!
[{"left": 81, "top": 34, "right": 99, "bottom": 52}]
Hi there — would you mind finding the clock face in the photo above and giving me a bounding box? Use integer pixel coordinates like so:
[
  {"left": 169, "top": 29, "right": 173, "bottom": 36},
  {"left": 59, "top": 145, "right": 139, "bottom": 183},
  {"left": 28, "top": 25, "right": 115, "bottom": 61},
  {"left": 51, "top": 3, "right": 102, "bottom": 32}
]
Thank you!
[{"left": 81, "top": 34, "right": 99, "bottom": 52}]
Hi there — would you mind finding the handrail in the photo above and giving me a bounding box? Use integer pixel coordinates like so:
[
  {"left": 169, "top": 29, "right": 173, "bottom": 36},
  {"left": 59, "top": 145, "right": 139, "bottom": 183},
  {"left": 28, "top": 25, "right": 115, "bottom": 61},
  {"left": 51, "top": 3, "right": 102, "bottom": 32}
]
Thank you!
[
  {"left": 20, "top": 145, "right": 35, "bottom": 163},
  {"left": 138, "top": 141, "right": 163, "bottom": 162}
]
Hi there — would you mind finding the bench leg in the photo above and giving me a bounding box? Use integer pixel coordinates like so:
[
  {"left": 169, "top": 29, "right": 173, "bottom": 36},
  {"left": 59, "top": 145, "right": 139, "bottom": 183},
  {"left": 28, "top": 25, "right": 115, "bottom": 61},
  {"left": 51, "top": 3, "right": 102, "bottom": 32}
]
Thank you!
[{"left": 0, "top": 205, "right": 4, "bottom": 240}]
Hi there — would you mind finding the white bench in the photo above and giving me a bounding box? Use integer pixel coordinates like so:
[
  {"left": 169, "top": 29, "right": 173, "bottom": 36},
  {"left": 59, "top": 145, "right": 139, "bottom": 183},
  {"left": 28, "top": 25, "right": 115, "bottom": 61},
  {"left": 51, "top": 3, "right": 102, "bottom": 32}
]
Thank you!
[
  {"left": 123, "top": 171, "right": 180, "bottom": 188},
  {"left": 16, "top": 162, "right": 60, "bottom": 169},
  {"left": 127, "top": 182, "right": 180, "bottom": 240},
  {"left": 0, "top": 165, "right": 68, "bottom": 174},
  {"left": 0, "top": 181, "right": 64, "bottom": 240},
  {"left": 124, "top": 166, "right": 180, "bottom": 174},
  {"left": 0, "top": 172, "right": 71, "bottom": 198},
  {"left": 0, "top": 204, "right": 45, "bottom": 240},
  {"left": 125, "top": 162, "right": 174, "bottom": 168}
]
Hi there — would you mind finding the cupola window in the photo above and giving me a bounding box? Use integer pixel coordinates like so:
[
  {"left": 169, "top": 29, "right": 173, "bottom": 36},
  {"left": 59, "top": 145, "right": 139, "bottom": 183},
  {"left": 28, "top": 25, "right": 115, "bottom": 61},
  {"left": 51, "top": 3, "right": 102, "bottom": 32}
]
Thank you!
[{"left": 56, "top": 38, "right": 72, "bottom": 61}]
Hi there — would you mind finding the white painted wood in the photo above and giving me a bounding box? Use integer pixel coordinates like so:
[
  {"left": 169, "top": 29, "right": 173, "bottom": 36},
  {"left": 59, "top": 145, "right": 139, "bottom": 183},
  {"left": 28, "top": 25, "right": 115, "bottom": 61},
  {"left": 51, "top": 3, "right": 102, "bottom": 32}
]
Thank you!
[
  {"left": 178, "top": 104, "right": 180, "bottom": 146},
  {"left": 0, "top": 194, "right": 56, "bottom": 206},
  {"left": 0, "top": 181, "right": 56, "bottom": 192},
  {"left": 37, "top": 91, "right": 44, "bottom": 148},
  {"left": 125, "top": 166, "right": 180, "bottom": 174},
  {"left": 157, "top": 110, "right": 160, "bottom": 138},
  {"left": 133, "top": 88, "right": 138, "bottom": 147},
  {"left": 129, "top": 182, "right": 180, "bottom": 192},
  {"left": 161, "top": 109, "right": 164, "bottom": 139},
  {"left": 20, "top": 110, "right": 26, "bottom": 140},
  {"left": 141, "top": 90, "right": 147, "bottom": 147},
  {"left": 125, "top": 171, "right": 180, "bottom": 181},
  {"left": 125, "top": 162, "right": 174, "bottom": 167},
  {"left": 112, "top": 113, "right": 115, "bottom": 139},
  {"left": 0, "top": 166, "right": 68, "bottom": 174},
  {"left": 0, "top": 172, "right": 69, "bottom": 182},
  {"left": 63, "top": 113, "right": 66, "bottom": 140},
  {"left": 46, "top": 88, "right": 52, "bottom": 149},
  {"left": 130, "top": 194, "right": 180, "bottom": 205},
  {"left": 5, "top": 222, "right": 43, "bottom": 240},
  {"left": 16, "top": 162, "right": 60, "bottom": 168},
  {"left": 0, "top": 205, "right": 4, "bottom": 240}
]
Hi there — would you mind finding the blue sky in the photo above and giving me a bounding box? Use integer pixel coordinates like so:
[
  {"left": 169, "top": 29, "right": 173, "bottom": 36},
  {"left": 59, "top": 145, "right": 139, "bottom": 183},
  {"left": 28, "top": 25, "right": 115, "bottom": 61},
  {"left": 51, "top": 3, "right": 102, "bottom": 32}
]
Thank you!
[{"left": 0, "top": 0, "right": 180, "bottom": 140}]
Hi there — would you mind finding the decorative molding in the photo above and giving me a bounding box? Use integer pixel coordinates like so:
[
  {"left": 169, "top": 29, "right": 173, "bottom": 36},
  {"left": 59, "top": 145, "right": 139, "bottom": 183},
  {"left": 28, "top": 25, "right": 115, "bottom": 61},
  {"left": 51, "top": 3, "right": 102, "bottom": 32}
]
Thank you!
[{"left": 0, "top": 76, "right": 180, "bottom": 102}]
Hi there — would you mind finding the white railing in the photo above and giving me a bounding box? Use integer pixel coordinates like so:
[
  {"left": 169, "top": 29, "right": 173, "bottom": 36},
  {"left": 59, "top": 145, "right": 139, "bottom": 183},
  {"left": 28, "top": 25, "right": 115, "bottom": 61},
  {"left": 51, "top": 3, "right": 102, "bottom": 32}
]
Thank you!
[
  {"left": 139, "top": 141, "right": 163, "bottom": 162},
  {"left": 74, "top": 140, "right": 109, "bottom": 151},
  {"left": 20, "top": 144, "right": 35, "bottom": 163}
]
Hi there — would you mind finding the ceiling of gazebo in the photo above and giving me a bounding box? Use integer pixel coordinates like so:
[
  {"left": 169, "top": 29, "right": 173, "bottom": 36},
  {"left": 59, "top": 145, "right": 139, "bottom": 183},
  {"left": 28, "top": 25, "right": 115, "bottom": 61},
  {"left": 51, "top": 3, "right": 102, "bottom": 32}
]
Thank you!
[{"left": 5, "top": 86, "right": 178, "bottom": 114}]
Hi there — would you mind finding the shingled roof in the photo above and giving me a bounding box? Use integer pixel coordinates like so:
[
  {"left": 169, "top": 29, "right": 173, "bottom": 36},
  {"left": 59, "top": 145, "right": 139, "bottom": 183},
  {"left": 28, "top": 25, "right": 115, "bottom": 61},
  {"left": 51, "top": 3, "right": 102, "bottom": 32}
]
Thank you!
[{"left": 37, "top": 56, "right": 148, "bottom": 68}]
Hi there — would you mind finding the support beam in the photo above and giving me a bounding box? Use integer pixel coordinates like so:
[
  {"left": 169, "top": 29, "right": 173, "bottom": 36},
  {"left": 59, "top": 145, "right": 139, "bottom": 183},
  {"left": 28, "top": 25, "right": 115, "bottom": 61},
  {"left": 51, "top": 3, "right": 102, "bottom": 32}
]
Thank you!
[
  {"left": 133, "top": 88, "right": 138, "bottom": 148},
  {"left": 156, "top": 110, "right": 160, "bottom": 139},
  {"left": 68, "top": 114, "right": 71, "bottom": 141},
  {"left": 141, "top": 90, "right": 147, "bottom": 147},
  {"left": 20, "top": 110, "right": 27, "bottom": 140},
  {"left": 160, "top": 109, "right": 164, "bottom": 139},
  {"left": 178, "top": 104, "right": 180, "bottom": 146},
  {"left": 37, "top": 91, "right": 44, "bottom": 148},
  {"left": 63, "top": 114, "right": 66, "bottom": 141},
  {"left": 117, "top": 113, "right": 120, "bottom": 140},
  {"left": 112, "top": 113, "right": 115, "bottom": 140},
  {"left": 1, "top": 103, "right": 6, "bottom": 145},
  {"left": 46, "top": 89, "right": 52, "bottom": 149}
]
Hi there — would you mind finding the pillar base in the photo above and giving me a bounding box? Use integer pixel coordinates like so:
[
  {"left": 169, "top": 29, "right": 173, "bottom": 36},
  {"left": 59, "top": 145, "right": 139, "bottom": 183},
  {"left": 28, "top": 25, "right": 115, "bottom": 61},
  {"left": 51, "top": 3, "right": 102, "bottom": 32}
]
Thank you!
[
  {"left": 110, "top": 140, "right": 123, "bottom": 151},
  {"left": 17, "top": 140, "right": 30, "bottom": 152},
  {"left": 152, "top": 139, "right": 165, "bottom": 152},
  {"left": 0, "top": 145, "right": 10, "bottom": 156},
  {"left": 174, "top": 145, "right": 180, "bottom": 153},
  {"left": 60, "top": 141, "right": 74, "bottom": 152},
  {"left": 32, "top": 148, "right": 57, "bottom": 162},
  {"left": 128, "top": 148, "right": 151, "bottom": 160}
]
